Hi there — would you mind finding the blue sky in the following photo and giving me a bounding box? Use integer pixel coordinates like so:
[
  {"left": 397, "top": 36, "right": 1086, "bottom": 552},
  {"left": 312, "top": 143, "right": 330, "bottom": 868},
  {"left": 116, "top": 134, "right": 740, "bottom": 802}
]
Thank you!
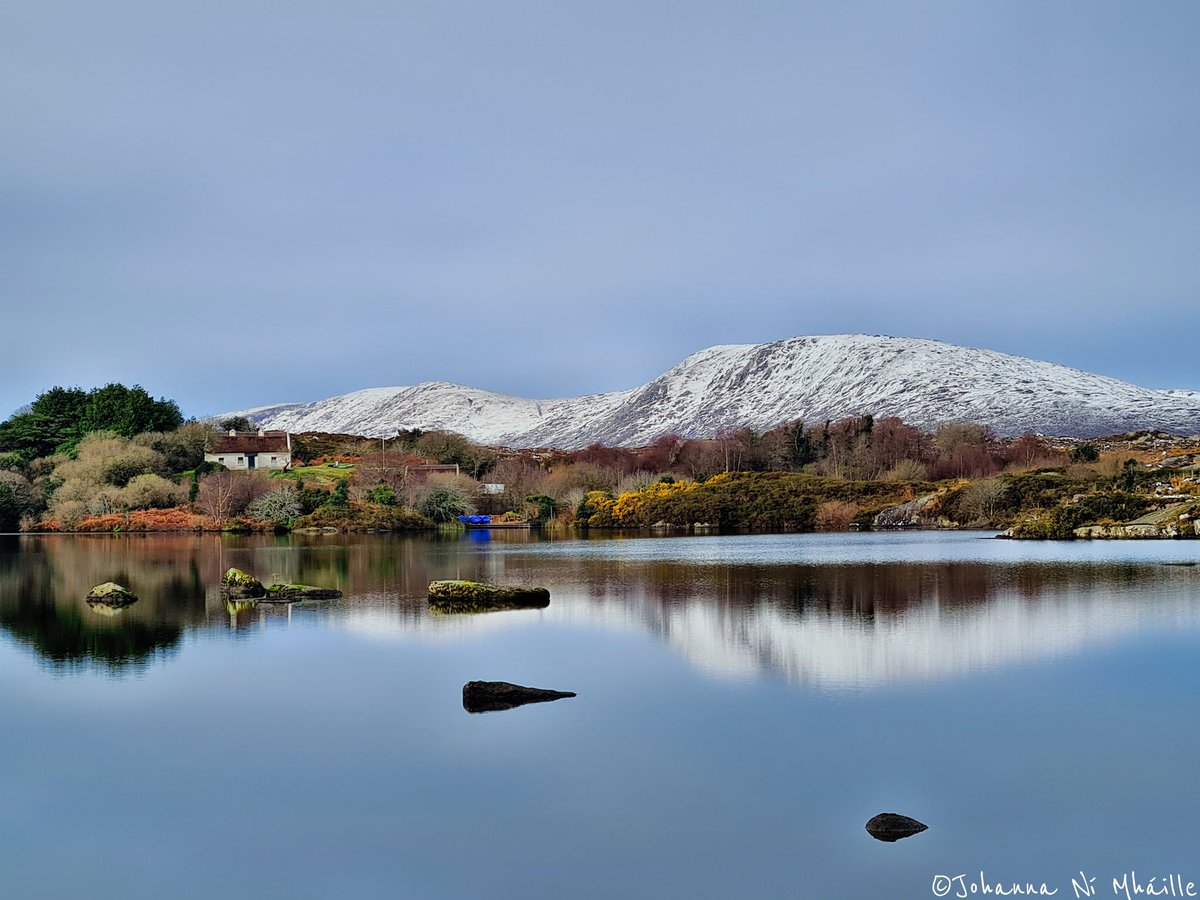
[{"left": 3, "top": 1, "right": 1198, "bottom": 419}]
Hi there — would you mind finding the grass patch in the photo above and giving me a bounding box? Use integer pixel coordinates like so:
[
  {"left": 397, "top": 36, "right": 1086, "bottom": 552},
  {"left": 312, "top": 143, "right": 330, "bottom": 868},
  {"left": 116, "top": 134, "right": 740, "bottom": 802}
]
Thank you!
[{"left": 286, "top": 464, "right": 355, "bottom": 484}]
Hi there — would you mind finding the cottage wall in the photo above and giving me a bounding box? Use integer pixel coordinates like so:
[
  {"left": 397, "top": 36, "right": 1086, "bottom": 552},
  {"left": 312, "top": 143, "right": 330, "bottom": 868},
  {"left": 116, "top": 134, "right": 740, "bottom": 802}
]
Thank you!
[{"left": 204, "top": 450, "right": 292, "bottom": 470}]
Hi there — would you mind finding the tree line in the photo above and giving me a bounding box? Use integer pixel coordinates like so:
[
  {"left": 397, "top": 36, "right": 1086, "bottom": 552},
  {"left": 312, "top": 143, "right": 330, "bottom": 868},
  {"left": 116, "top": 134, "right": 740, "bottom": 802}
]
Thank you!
[{"left": 0, "top": 381, "right": 1134, "bottom": 534}]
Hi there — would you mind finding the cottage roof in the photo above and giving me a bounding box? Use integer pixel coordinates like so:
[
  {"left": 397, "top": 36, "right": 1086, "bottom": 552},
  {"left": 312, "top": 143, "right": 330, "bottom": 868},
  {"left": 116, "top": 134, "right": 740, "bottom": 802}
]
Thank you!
[{"left": 209, "top": 430, "right": 290, "bottom": 454}]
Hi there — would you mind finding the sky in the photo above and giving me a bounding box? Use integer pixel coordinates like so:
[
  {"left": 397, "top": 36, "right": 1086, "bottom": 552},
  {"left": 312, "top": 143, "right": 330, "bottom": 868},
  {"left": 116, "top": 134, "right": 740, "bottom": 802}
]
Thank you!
[{"left": 2, "top": 1, "right": 1198, "bottom": 419}]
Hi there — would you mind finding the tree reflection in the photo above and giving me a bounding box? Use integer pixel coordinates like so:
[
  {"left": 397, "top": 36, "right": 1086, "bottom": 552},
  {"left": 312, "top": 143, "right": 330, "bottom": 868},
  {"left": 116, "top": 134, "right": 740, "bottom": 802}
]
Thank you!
[{"left": 1, "top": 533, "right": 1194, "bottom": 685}]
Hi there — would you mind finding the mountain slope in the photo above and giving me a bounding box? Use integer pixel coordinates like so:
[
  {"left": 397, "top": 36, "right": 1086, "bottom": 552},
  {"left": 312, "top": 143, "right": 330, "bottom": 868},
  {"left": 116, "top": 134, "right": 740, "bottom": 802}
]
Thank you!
[{"left": 230, "top": 335, "right": 1200, "bottom": 447}]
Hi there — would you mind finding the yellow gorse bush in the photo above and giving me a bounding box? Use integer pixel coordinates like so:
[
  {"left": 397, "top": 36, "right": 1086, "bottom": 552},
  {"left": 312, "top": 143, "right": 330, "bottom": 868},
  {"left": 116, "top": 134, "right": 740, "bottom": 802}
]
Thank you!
[{"left": 611, "top": 479, "right": 695, "bottom": 523}]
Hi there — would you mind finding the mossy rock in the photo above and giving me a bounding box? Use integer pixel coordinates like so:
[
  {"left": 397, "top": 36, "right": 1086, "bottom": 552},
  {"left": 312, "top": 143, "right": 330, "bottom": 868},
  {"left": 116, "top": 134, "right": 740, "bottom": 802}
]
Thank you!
[
  {"left": 221, "top": 567, "right": 266, "bottom": 598},
  {"left": 85, "top": 582, "right": 139, "bottom": 607},
  {"left": 263, "top": 583, "right": 343, "bottom": 602},
  {"left": 428, "top": 580, "right": 550, "bottom": 614}
]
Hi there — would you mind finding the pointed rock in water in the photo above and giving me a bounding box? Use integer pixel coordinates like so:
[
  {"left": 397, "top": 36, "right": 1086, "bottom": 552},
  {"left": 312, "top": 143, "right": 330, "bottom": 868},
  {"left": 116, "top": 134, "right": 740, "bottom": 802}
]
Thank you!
[
  {"left": 221, "top": 567, "right": 265, "bottom": 599},
  {"left": 462, "top": 681, "right": 576, "bottom": 714},
  {"left": 428, "top": 580, "right": 550, "bottom": 613},
  {"left": 85, "top": 582, "right": 138, "bottom": 608},
  {"left": 865, "top": 813, "right": 929, "bottom": 842}
]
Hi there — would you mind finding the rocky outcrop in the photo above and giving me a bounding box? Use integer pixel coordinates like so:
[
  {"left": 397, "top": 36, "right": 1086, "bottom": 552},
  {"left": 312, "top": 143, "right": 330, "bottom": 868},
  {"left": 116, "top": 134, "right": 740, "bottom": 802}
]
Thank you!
[
  {"left": 873, "top": 494, "right": 946, "bottom": 529},
  {"left": 865, "top": 813, "right": 928, "bottom": 842},
  {"left": 85, "top": 582, "right": 139, "bottom": 610},
  {"left": 1074, "top": 522, "right": 1200, "bottom": 539},
  {"left": 263, "top": 583, "right": 343, "bottom": 601},
  {"left": 428, "top": 580, "right": 550, "bottom": 613},
  {"left": 1071, "top": 502, "right": 1200, "bottom": 540},
  {"left": 221, "top": 567, "right": 266, "bottom": 598},
  {"left": 462, "top": 681, "right": 576, "bottom": 713},
  {"left": 221, "top": 568, "right": 340, "bottom": 601}
]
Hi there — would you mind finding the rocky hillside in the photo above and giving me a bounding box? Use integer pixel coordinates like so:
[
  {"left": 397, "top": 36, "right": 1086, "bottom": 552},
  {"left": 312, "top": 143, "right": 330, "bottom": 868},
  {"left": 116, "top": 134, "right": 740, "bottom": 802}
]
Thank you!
[{"left": 229, "top": 335, "right": 1200, "bottom": 448}]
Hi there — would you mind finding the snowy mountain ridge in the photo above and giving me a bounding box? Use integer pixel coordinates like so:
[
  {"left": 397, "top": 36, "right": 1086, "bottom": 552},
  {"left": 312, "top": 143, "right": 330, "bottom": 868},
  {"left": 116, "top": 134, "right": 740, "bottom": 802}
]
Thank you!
[{"left": 229, "top": 335, "right": 1200, "bottom": 447}]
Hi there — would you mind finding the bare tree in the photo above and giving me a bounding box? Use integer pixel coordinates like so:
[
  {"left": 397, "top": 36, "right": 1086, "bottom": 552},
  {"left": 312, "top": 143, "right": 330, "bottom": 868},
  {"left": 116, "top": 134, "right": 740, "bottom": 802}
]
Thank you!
[
  {"left": 197, "top": 471, "right": 270, "bottom": 525},
  {"left": 958, "top": 479, "right": 1009, "bottom": 524}
]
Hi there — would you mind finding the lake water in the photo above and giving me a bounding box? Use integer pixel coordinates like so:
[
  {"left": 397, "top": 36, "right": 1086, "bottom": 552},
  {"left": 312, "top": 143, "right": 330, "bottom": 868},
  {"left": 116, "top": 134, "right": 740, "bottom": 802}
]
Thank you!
[{"left": 1, "top": 530, "right": 1198, "bottom": 899}]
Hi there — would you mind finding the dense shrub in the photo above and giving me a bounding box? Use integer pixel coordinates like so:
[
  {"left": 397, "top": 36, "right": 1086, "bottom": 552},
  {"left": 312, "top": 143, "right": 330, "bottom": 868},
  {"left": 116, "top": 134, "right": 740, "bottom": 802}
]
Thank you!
[
  {"left": 295, "top": 487, "right": 330, "bottom": 514},
  {"left": 366, "top": 485, "right": 398, "bottom": 506},
  {"left": 139, "top": 422, "right": 213, "bottom": 474},
  {"left": 326, "top": 479, "right": 351, "bottom": 508},
  {"left": 46, "top": 433, "right": 171, "bottom": 522},
  {"left": 292, "top": 503, "right": 434, "bottom": 531},
  {"left": 417, "top": 482, "right": 475, "bottom": 522},
  {"left": 579, "top": 473, "right": 825, "bottom": 531},
  {"left": 121, "top": 474, "right": 188, "bottom": 509},
  {"left": 246, "top": 489, "right": 302, "bottom": 524},
  {"left": 0, "top": 471, "right": 38, "bottom": 531}
]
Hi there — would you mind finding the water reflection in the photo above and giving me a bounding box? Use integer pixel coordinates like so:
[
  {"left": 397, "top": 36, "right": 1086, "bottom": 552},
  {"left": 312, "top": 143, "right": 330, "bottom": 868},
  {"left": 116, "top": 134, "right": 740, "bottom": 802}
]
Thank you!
[{"left": 1, "top": 532, "right": 1198, "bottom": 686}]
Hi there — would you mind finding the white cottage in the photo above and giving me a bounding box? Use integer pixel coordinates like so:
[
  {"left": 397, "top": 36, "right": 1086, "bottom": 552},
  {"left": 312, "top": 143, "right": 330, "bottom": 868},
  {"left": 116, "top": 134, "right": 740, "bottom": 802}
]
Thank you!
[{"left": 205, "top": 429, "right": 292, "bottom": 471}]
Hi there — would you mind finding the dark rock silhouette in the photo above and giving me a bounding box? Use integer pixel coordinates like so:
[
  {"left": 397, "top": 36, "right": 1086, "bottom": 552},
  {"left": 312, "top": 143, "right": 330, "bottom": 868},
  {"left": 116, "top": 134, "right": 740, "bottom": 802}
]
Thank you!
[
  {"left": 865, "top": 813, "right": 928, "bottom": 842},
  {"left": 429, "top": 580, "right": 550, "bottom": 614},
  {"left": 462, "top": 681, "right": 576, "bottom": 713}
]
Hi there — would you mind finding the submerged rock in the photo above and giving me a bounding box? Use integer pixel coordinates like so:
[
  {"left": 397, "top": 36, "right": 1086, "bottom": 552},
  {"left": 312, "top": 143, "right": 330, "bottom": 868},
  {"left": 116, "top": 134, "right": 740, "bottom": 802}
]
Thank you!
[
  {"left": 85, "top": 582, "right": 138, "bottom": 609},
  {"left": 262, "top": 583, "right": 342, "bottom": 601},
  {"left": 221, "top": 567, "right": 265, "bottom": 599},
  {"left": 428, "top": 580, "right": 550, "bottom": 613},
  {"left": 462, "top": 681, "right": 576, "bottom": 714},
  {"left": 865, "top": 813, "right": 928, "bottom": 842}
]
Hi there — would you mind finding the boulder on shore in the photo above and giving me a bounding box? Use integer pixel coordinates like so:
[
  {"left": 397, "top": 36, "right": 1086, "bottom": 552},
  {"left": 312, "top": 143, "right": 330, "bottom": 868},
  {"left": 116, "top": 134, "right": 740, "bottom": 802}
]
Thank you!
[
  {"left": 85, "top": 582, "right": 139, "bottom": 609},
  {"left": 865, "top": 812, "right": 928, "bottom": 842},
  {"left": 263, "top": 583, "right": 343, "bottom": 601},
  {"left": 873, "top": 494, "right": 944, "bottom": 529},
  {"left": 221, "top": 567, "right": 265, "bottom": 599},
  {"left": 428, "top": 580, "right": 550, "bottom": 614},
  {"left": 462, "top": 680, "right": 576, "bottom": 714}
]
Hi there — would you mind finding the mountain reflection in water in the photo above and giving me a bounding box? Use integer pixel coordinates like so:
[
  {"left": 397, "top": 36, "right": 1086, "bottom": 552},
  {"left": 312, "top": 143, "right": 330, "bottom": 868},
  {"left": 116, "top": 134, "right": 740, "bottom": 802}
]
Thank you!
[{"left": 1, "top": 532, "right": 1196, "bottom": 687}]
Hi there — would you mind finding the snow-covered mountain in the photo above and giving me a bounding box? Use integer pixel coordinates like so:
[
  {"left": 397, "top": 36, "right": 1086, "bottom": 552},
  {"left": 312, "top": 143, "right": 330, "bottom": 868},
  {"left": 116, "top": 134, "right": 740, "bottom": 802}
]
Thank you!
[{"left": 229, "top": 335, "right": 1200, "bottom": 447}]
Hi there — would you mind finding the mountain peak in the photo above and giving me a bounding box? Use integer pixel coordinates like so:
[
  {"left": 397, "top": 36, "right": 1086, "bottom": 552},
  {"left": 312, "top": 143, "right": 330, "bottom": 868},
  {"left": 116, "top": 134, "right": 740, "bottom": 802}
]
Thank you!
[{"left": 230, "top": 336, "right": 1200, "bottom": 447}]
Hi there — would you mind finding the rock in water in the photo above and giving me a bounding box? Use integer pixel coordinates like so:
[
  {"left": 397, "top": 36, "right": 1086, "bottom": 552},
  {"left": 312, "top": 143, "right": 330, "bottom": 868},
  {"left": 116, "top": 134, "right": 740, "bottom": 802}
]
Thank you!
[
  {"left": 221, "top": 567, "right": 266, "bottom": 598},
  {"left": 263, "top": 583, "right": 342, "bottom": 601},
  {"left": 85, "top": 582, "right": 139, "bottom": 609},
  {"left": 865, "top": 813, "right": 929, "bottom": 842},
  {"left": 462, "top": 681, "right": 576, "bottom": 713},
  {"left": 428, "top": 580, "right": 550, "bottom": 613}
]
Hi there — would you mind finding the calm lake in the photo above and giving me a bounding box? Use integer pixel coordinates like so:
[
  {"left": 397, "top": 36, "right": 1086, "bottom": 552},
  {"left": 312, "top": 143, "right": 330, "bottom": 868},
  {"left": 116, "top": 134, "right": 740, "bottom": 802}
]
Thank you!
[{"left": 1, "top": 530, "right": 1198, "bottom": 899}]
